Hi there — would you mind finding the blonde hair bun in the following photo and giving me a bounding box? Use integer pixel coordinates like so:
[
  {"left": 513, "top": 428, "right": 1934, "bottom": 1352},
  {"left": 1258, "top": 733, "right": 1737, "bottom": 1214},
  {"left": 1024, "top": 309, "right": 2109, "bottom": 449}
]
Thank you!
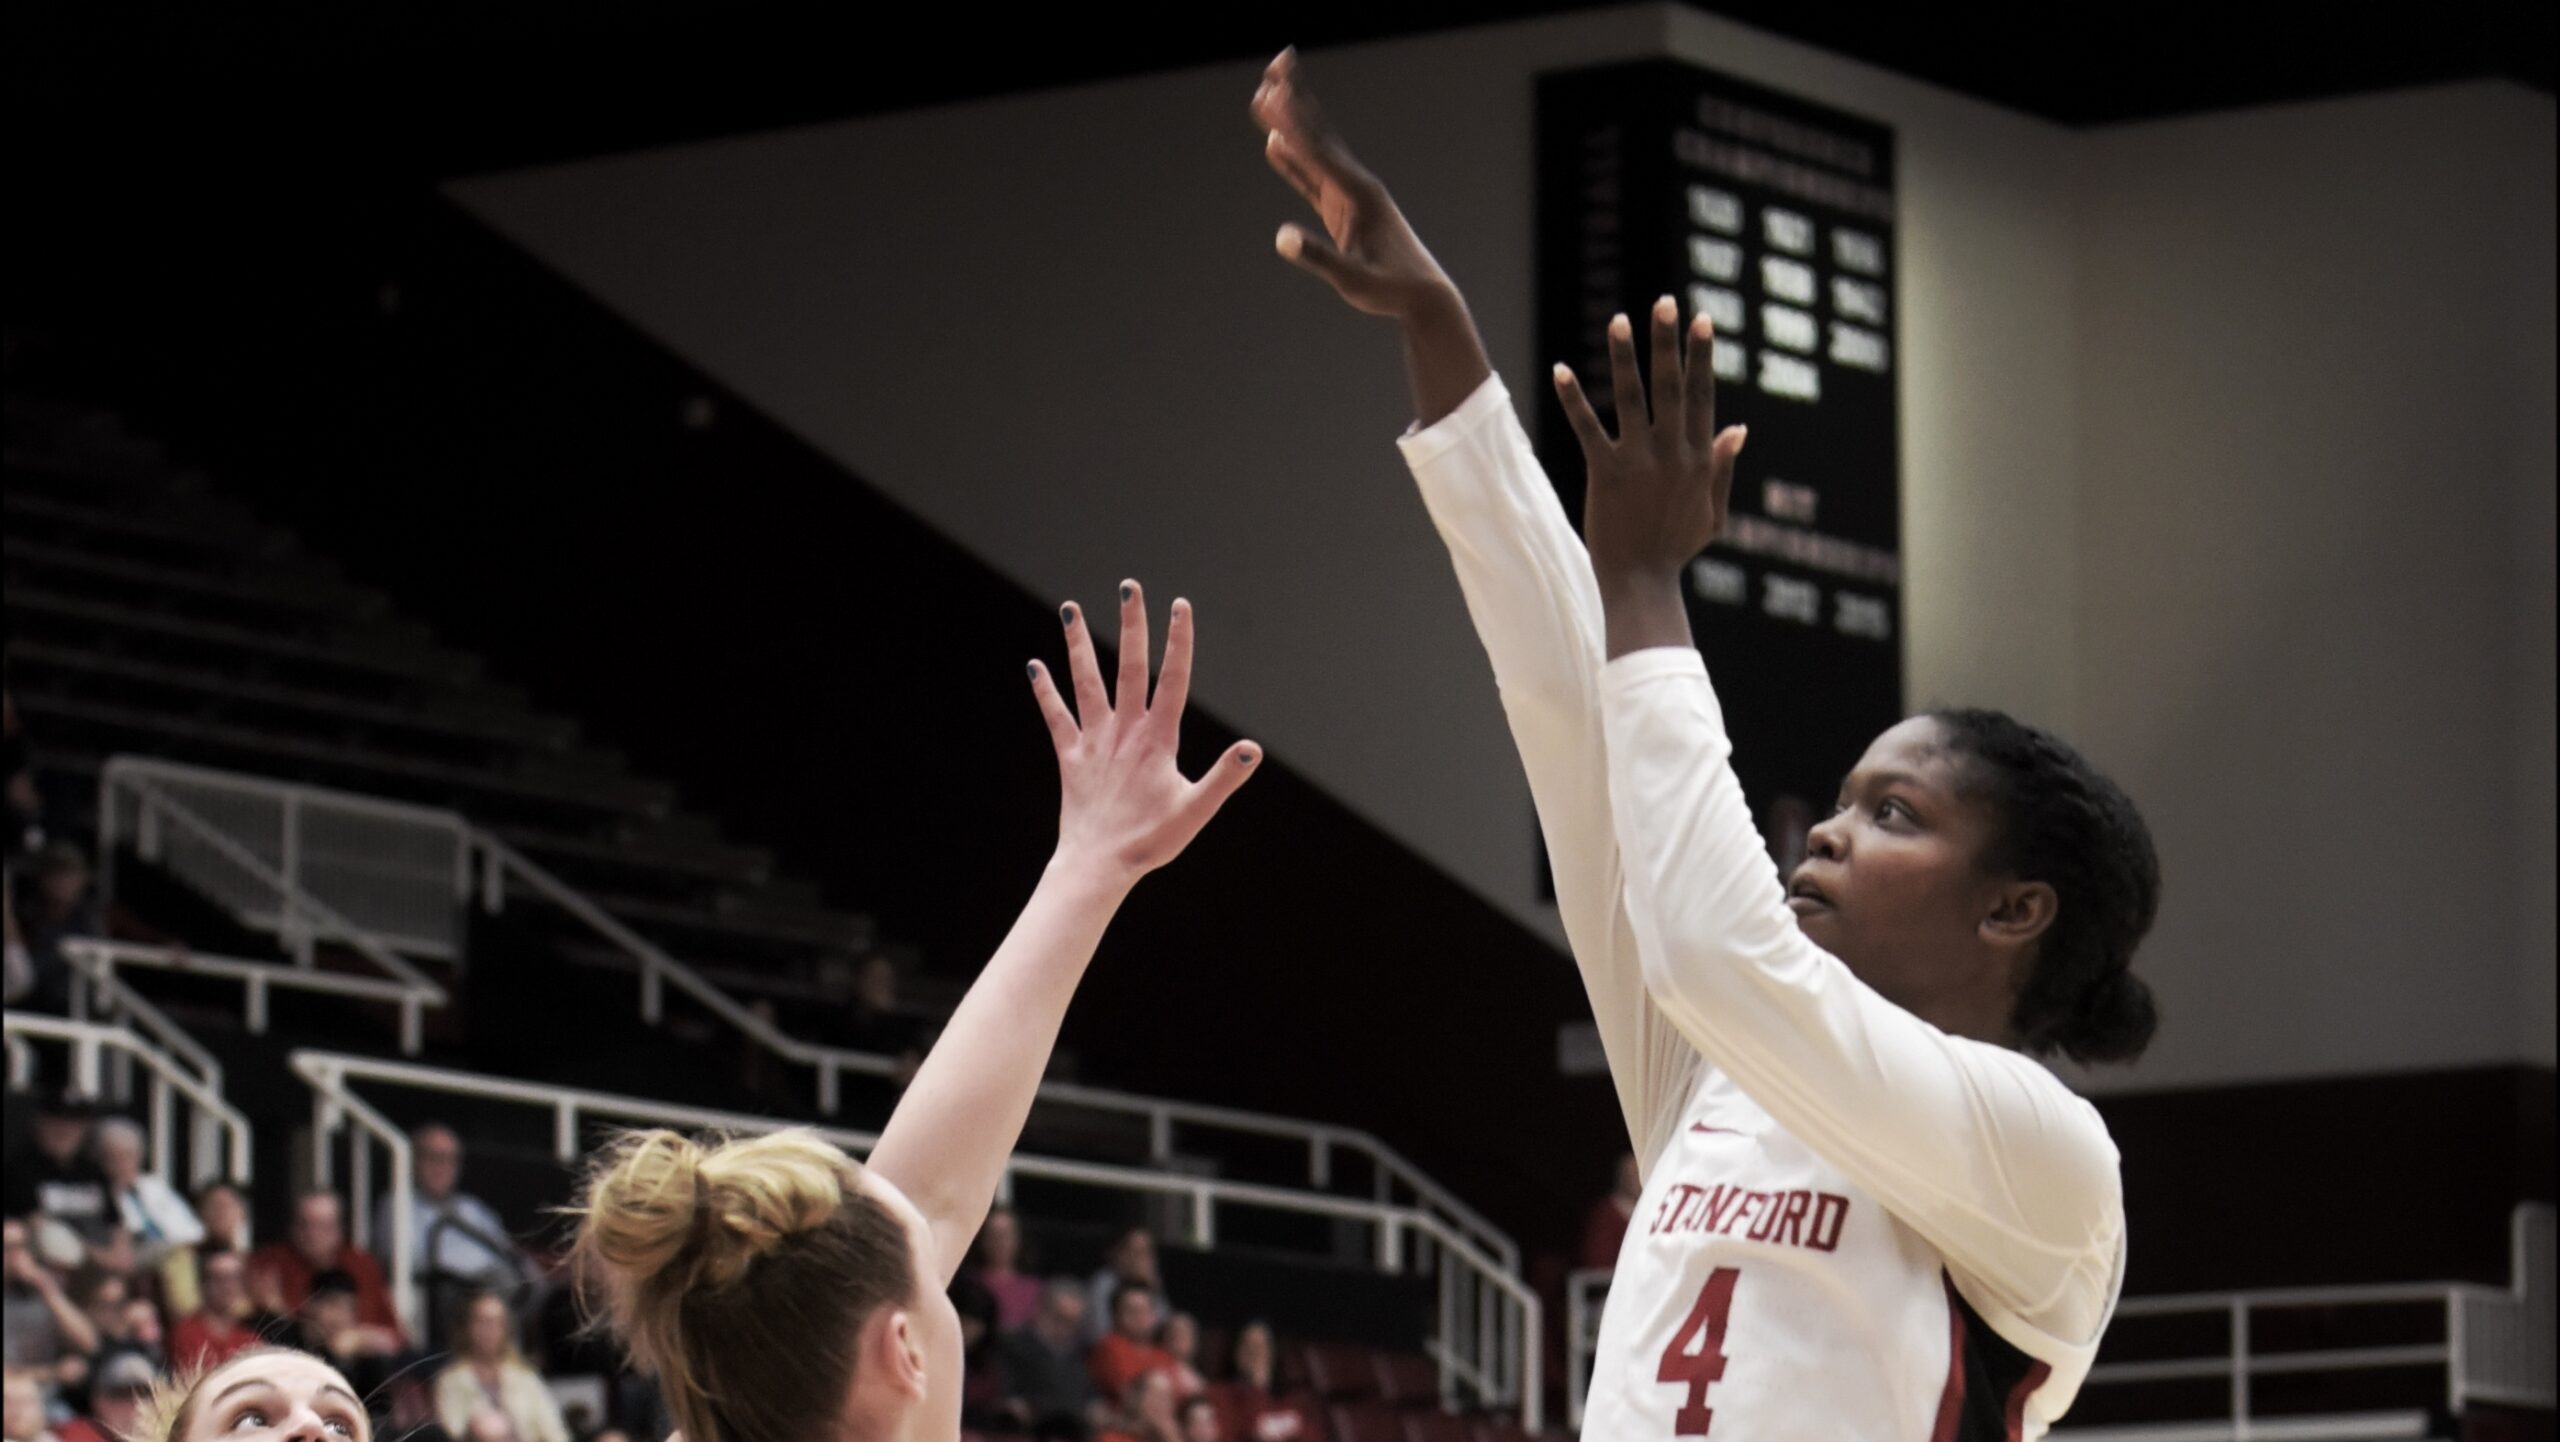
[{"left": 580, "top": 1128, "right": 852, "bottom": 1294}]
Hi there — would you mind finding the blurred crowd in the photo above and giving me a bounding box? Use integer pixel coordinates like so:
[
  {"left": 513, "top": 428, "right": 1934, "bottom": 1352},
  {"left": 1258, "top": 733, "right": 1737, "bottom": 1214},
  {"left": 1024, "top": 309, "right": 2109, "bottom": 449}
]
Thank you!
[{"left": 4, "top": 1081, "right": 1340, "bottom": 1442}]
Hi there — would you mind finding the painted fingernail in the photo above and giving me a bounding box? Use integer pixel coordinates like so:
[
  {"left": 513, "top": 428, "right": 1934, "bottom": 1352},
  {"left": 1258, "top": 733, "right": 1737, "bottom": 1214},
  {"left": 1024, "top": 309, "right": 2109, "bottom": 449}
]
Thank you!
[
  {"left": 1238, "top": 750, "right": 1258, "bottom": 766},
  {"left": 1027, "top": 661, "right": 1041, "bottom": 680},
  {"left": 1120, "top": 582, "right": 1135, "bottom": 604},
  {"left": 1060, "top": 603, "right": 1077, "bottom": 626}
]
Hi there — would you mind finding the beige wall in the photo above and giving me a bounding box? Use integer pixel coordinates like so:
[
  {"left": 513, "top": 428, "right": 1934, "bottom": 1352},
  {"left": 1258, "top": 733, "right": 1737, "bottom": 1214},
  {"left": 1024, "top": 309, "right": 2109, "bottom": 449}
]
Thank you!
[
  {"left": 2069, "top": 83, "right": 2556, "bottom": 1086},
  {"left": 450, "top": 13, "right": 2555, "bottom": 1086}
]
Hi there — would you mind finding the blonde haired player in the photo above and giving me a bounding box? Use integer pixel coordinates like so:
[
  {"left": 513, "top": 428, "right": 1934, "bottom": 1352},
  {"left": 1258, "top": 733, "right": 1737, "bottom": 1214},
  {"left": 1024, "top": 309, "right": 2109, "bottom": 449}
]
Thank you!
[
  {"left": 573, "top": 586, "right": 1257, "bottom": 1442},
  {"left": 1254, "top": 50, "right": 2160, "bottom": 1439}
]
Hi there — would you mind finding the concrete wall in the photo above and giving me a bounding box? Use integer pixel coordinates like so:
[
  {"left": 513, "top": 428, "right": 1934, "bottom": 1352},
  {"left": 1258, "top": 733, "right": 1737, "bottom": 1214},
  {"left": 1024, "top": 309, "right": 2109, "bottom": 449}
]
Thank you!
[
  {"left": 2069, "top": 82, "right": 2557, "bottom": 1085},
  {"left": 449, "top": 10, "right": 2555, "bottom": 1087}
]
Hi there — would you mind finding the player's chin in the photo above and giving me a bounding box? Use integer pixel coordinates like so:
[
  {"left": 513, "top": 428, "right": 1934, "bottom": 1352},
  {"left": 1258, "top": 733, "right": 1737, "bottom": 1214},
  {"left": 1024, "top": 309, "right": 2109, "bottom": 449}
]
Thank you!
[{"left": 1783, "top": 895, "right": 1837, "bottom": 941}]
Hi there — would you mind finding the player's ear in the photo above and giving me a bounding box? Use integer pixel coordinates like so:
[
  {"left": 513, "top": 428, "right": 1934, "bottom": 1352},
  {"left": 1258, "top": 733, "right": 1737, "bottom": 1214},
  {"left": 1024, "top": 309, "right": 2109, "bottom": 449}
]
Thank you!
[{"left": 1980, "top": 880, "right": 2057, "bottom": 950}]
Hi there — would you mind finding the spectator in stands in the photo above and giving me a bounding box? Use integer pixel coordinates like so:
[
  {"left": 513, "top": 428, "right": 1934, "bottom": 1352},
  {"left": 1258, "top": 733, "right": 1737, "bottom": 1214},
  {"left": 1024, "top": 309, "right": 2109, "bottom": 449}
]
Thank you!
[
  {"left": 192, "top": 1181, "right": 250, "bottom": 1255},
  {"left": 1578, "top": 1152, "right": 1640, "bottom": 1271},
  {"left": 4, "top": 895, "right": 31, "bottom": 1009},
  {"left": 1156, "top": 1313, "right": 1205, "bottom": 1398},
  {"left": 1177, "top": 1394, "right": 1222, "bottom": 1442},
  {"left": 1210, "top": 1322, "right": 1314, "bottom": 1442},
  {"left": 294, "top": 1269, "right": 402, "bottom": 1421},
  {"left": 948, "top": 1269, "right": 1007, "bottom": 1432},
  {"left": 2, "top": 1092, "right": 113, "bottom": 1252},
  {"left": 109, "top": 1299, "right": 159, "bottom": 1362},
  {"left": 249, "top": 1191, "right": 405, "bottom": 1350},
  {"left": 1, "top": 1366, "right": 59, "bottom": 1442},
  {"left": 4, "top": 692, "right": 44, "bottom": 860},
  {"left": 93, "top": 1118, "right": 203, "bottom": 1269},
  {"left": 48, "top": 1349, "right": 150, "bottom": 1442},
  {"left": 833, "top": 952, "right": 926, "bottom": 1085},
  {"left": 1085, "top": 1228, "right": 1170, "bottom": 1344},
  {"left": 434, "top": 1289, "right": 570, "bottom": 1442},
  {"left": 1099, "top": 1368, "right": 1182, "bottom": 1442},
  {"left": 2, "top": 1220, "right": 96, "bottom": 1368},
  {"left": 8, "top": 846, "right": 98, "bottom": 1015},
  {"left": 997, "top": 1279, "right": 1099, "bottom": 1441},
  {"left": 168, "top": 1248, "right": 259, "bottom": 1370},
  {"left": 63, "top": 1268, "right": 126, "bottom": 1359},
  {"left": 1089, "top": 1283, "right": 1173, "bottom": 1406},
  {"left": 377, "top": 1123, "right": 524, "bottom": 1341},
  {"left": 965, "top": 1204, "right": 1044, "bottom": 1333}
]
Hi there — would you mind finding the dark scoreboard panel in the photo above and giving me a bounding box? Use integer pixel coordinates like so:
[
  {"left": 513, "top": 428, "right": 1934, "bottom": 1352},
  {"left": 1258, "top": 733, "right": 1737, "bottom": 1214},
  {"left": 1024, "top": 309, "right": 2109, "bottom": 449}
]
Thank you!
[{"left": 1535, "top": 59, "right": 1903, "bottom": 873}]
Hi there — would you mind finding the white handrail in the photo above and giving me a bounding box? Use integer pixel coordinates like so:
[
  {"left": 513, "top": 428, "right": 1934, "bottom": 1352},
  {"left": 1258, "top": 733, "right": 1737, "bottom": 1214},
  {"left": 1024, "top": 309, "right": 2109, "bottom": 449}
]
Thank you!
[
  {"left": 1565, "top": 1267, "right": 1610, "bottom": 1430},
  {"left": 469, "top": 830, "right": 1519, "bottom": 1273},
  {"left": 94, "top": 755, "right": 1515, "bottom": 1276},
  {"left": 64, "top": 948, "right": 222, "bottom": 1092},
  {"left": 65, "top": 937, "right": 440, "bottom": 1048},
  {"left": 99, "top": 762, "right": 446, "bottom": 1052},
  {"left": 290, "top": 1048, "right": 1543, "bottom": 1425},
  {"left": 2, "top": 1013, "right": 253, "bottom": 1188}
]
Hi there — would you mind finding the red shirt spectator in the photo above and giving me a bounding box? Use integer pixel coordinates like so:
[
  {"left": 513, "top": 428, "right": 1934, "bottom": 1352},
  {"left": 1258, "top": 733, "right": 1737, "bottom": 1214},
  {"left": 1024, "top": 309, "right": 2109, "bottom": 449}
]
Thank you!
[
  {"left": 1213, "top": 1323, "right": 1319, "bottom": 1442},
  {"left": 963, "top": 1204, "right": 1045, "bottom": 1333},
  {"left": 248, "top": 1190, "right": 405, "bottom": 1346},
  {"left": 1090, "top": 1283, "right": 1173, "bottom": 1403},
  {"left": 172, "top": 1247, "right": 261, "bottom": 1370},
  {"left": 1578, "top": 1152, "right": 1642, "bottom": 1271}
]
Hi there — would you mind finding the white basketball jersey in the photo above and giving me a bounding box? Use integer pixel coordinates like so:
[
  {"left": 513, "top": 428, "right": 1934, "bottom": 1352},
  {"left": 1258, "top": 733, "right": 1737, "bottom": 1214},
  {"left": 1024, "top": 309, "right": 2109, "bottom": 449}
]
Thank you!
[{"left": 1586, "top": 1068, "right": 2056, "bottom": 1441}]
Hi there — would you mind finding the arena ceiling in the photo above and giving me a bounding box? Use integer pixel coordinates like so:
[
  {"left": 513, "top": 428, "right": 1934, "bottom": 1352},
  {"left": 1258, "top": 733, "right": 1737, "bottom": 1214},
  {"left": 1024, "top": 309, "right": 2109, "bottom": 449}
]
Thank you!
[{"left": 9, "top": 1, "right": 2553, "bottom": 182}]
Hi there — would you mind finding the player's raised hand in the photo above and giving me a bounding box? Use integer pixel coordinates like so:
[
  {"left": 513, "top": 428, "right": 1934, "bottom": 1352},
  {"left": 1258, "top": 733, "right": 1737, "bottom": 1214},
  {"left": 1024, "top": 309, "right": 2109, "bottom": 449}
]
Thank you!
[
  {"left": 1027, "top": 581, "right": 1257, "bottom": 882},
  {"left": 1252, "top": 48, "right": 1456, "bottom": 319},
  {"left": 1556, "top": 297, "right": 1749, "bottom": 591}
]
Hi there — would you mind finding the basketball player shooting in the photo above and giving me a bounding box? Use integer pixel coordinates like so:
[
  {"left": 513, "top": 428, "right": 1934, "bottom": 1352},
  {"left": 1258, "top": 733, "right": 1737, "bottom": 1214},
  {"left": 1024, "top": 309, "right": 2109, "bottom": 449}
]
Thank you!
[{"left": 1253, "top": 49, "right": 2163, "bottom": 1440}]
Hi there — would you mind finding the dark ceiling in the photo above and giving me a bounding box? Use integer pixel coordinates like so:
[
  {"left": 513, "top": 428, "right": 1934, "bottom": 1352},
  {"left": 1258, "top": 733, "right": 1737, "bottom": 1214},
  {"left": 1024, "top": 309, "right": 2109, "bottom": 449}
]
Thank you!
[{"left": 9, "top": 1, "right": 2553, "bottom": 183}]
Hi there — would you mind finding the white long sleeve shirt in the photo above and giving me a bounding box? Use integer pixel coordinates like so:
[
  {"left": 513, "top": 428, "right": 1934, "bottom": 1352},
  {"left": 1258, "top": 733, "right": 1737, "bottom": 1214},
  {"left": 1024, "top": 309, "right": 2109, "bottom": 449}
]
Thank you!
[{"left": 1398, "top": 377, "right": 2124, "bottom": 1440}]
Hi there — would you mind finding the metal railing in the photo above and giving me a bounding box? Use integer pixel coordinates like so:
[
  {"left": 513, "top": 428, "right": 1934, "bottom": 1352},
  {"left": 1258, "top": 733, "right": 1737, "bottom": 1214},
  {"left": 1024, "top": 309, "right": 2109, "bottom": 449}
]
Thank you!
[
  {"left": 94, "top": 756, "right": 1516, "bottom": 1274},
  {"left": 102, "top": 755, "right": 471, "bottom": 961},
  {"left": 98, "top": 763, "right": 449, "bottom": 1054},
  {"left": 291, "top": 1049, "right": 1542, "bottom": 1425},
  {"left": 468, "top": 826, "right": 1517, "bottom": 1273},
  {"left": 65, "top": 936, "right": 442, "bottom": 1061},
  {"left": 1565, "top": 1267, "right": 1610, "bottom": 1430},
  {"left": 1563, "top": 1205, "right": 2554, "bottom": 1436},
  {"left": 2, "top": 1012, "right": 253, "bottom": 1188}
]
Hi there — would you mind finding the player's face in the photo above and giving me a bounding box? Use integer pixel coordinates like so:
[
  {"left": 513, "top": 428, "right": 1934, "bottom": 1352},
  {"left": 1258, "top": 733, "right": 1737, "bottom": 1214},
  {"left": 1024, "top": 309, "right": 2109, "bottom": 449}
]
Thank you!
[
  {"left": 1791, "top": 716, "right": 2014, "bottom": 1013},
  {"left": 182, "top": 1352, "right": 370, "bottom": 1441}
]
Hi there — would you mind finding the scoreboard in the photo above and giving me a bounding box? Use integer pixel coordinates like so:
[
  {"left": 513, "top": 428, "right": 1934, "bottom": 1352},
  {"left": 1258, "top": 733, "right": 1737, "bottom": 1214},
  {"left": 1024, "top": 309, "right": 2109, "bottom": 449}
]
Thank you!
[{"left": 1535, "top": 59, "right": 1903, "bottom": 873}]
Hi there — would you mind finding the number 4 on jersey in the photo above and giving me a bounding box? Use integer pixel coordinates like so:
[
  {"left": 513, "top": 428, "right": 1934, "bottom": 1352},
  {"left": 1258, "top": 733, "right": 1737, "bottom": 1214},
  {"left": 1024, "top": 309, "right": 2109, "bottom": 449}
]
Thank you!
[{"left": 1656, "top": 1267, "right": 1740, "bottom": 1435}]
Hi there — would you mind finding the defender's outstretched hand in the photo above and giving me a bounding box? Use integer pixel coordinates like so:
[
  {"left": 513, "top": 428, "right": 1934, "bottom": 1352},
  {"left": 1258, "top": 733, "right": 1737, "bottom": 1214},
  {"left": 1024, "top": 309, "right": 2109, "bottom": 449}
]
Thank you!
[
  {"left": 1028, "top": 582, "right": 1257, "bottom": 883},
  {"left": 870, "top": 583, "right": 1254, "bottom": 1281},
  {"left": 1554, "top": 298, "right": 1749, "bottom": 658}
]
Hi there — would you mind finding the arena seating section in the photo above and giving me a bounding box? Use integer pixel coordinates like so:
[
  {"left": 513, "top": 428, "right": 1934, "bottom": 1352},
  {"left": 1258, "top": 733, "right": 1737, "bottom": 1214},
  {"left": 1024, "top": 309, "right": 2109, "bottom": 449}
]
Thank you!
[{"left": 1, "top": 354, "right": 1549, "bottom": 1442}]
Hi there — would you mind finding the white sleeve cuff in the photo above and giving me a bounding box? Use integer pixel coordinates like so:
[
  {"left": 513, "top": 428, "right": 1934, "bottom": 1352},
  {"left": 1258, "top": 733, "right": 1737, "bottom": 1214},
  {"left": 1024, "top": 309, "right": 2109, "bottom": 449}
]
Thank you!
[
  {"left": 1394, "top": 373, "right": 1515, "bottom": 467},
  {"left": 1600, "top": 646, "right": 1709, "bottom": 698}
]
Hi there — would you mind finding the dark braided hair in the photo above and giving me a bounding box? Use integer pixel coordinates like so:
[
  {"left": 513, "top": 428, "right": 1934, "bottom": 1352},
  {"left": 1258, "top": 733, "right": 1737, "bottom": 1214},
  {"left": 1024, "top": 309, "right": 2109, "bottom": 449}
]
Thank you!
[{"left": 1929, "top": 709, "right": 2162, "bottom": 1065}]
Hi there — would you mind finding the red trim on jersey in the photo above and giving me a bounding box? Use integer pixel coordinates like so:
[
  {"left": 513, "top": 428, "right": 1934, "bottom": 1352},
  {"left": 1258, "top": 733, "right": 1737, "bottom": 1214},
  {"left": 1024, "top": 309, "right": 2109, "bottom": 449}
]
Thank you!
[
  {"left": 1928, "top": 1279, "right": 1967, "bottom": 1442},
  {"left": 2003, "top": 1361, "right": 2052, "bottom": 1442}
]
